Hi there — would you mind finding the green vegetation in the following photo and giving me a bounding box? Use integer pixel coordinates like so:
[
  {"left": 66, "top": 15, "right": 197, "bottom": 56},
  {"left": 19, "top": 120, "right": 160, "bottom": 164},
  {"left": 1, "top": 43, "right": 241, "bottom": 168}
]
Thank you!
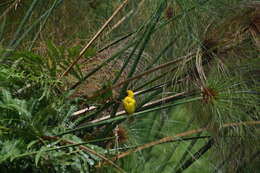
[{"left": 0, "top": 0, "right": 259, "bottom": 172}]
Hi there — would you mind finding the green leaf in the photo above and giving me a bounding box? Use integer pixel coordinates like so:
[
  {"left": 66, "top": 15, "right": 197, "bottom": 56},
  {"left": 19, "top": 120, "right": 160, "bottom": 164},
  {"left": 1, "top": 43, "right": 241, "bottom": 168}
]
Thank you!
[
  {"left": 35, "top": 147, "right": 47, "bottom": 167},
  {"left": 63, "top": 134, "right": 84, "bottom": 143},
  {"left": 27, "top": 140, "right": 39, "bottom": 150},
  {"left": 1, "top": 140, "right": 22, "bottom": 163}
]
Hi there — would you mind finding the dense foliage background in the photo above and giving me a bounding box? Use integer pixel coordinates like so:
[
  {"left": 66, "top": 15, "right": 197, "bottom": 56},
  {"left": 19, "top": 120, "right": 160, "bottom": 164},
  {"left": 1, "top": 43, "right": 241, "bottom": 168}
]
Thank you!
[{"left": 0, "top": 0, "right": 259, "bottom": 172}]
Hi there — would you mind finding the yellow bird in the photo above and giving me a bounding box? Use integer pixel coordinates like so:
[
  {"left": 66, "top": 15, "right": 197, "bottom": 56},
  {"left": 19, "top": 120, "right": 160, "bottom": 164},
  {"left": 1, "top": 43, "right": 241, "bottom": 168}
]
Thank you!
[{"left": 122, "top": 90, "right": 136, "bottom": 114}]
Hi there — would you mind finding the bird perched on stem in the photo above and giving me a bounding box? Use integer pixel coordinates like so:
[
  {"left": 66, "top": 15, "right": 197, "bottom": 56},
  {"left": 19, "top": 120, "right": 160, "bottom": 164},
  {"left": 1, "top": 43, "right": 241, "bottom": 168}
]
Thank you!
[{"left": 122, "top": 90, "right": 136, "bottom": 114}]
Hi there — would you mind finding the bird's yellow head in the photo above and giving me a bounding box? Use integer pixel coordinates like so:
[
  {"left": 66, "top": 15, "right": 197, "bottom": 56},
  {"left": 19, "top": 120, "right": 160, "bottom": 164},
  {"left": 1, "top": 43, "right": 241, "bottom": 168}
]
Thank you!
[{"left": 127, "top": 90, "right": 134, "bottom": 98}]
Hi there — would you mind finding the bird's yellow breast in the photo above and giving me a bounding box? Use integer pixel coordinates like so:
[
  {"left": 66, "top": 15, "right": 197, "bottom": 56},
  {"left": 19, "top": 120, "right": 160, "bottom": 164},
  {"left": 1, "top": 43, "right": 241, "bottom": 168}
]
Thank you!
[{"left": 122, "top": 91, "right": 136, "bottom": 114}]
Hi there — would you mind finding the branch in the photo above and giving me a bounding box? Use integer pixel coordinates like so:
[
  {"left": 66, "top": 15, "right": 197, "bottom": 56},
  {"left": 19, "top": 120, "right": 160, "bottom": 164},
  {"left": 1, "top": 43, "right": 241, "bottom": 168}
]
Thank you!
[
  {"left": 105, "top": 0, "right": 146, "bottom": 36},
  {"left": 76, "top": 91, "right": 194, "bottom": 126},
  {"left": 113, "top": 121, "right": 260, "bottom": 160},
  {"left": 72, "top": 90, "right": 191, "bottom": 120},
  {"left": 60, "top": 0, "right": 129, "bottom": 78},
  {"left": 57, "top": 138, "right": 126, "bottom": 173},
  {"left": 15, "top": 136, "right": 126, "bottom": 173}
]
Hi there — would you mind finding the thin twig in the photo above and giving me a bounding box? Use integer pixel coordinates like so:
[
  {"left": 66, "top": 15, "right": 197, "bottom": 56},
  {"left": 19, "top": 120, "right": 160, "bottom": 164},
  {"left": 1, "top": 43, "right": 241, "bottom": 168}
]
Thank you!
[
  {"left": 60, "top": 139, "right": 126, "bottom": 173},
  {"left": 105, "top": 0, "right": 146, "bottom": 36},
  {"left": 75, "top": 91, "right": 191, "bottom": 124},
  {"left": 17, "top": 136, "right": 126, "bottom": 173},
  {"left": 109, "top": 135, "right": 247, "bottom": 152},
  {"left": 113, "top": 121, "right": 260, "bottom": 160},
  {"left": 60, "top": 0, "right": 130, "bottom": 78},
  {"left": 89, "top": 91, "right": 189, "bottom": 123},
  {"left": 58, "top": 98, "right": 201, "bottom": 136}
]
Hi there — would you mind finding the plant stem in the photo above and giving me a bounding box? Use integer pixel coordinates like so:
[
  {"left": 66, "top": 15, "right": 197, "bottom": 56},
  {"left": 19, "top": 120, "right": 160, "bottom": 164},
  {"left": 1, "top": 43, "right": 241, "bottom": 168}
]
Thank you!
[
  {"left": 175, "top": 138, "right": 214, "bottom": 173},
  {"left": 113, "top": 121, "right": 260, "bottom": 160}
]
